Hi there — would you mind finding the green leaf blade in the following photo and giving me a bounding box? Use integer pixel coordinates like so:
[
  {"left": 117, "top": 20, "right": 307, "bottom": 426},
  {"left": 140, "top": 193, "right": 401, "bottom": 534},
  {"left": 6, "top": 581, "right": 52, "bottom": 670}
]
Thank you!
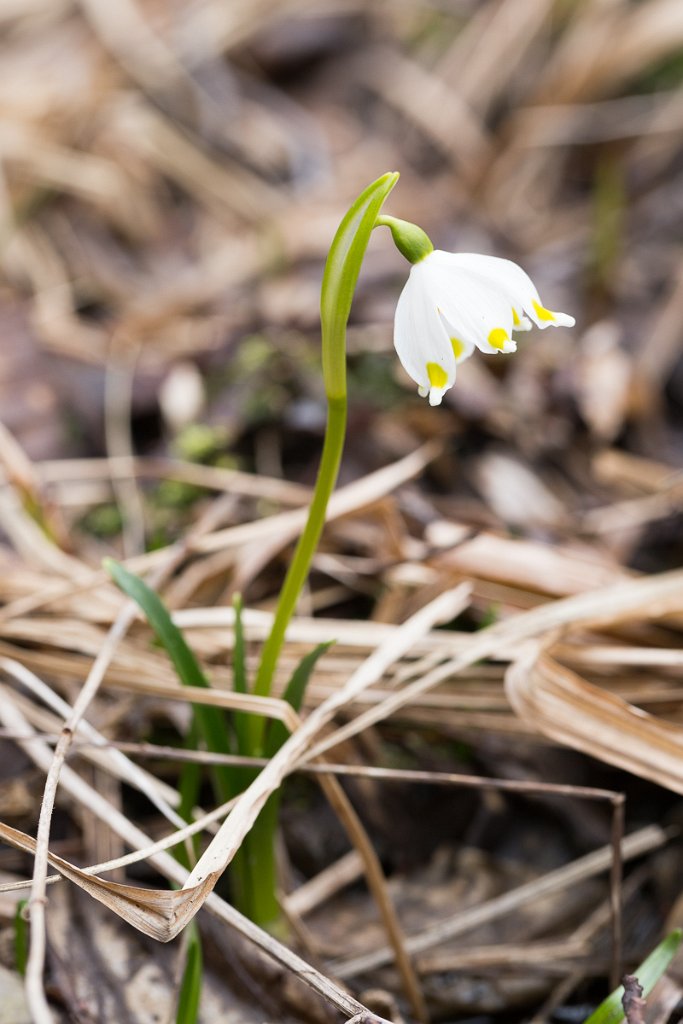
[
  {"left": 231, "top": 593, "right": 252, "bottom": 757},
  {"left": 104, "top": 559, "right": 210, "bottom": 691},
  {"left": 265, "top": 640, "right": 334, "bottom": 758},
  {"left": 104, "top": 559, "right": 235, "bottom": 795},
  {"left": 583, "top": 929, "right": 683, "bottom": 1024},
  {"left": 175, "top": 922, "right": 203, "bottom": 1024},
  {"left": 14, "top": 900, "right": 28, "bottom": 976}
]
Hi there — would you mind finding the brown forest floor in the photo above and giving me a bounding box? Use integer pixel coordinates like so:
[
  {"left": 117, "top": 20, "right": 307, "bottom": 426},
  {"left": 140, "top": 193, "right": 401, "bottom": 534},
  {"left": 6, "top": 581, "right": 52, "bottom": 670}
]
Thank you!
[{"left": 1, "top": 1, "right": 683, "bottom": 1022}]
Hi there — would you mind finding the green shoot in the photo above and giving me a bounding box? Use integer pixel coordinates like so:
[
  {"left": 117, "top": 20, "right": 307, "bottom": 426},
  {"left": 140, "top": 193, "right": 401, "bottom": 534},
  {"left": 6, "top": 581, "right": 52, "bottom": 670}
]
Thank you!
[
  {"left": 104, "top": 173, "right": 399, "bottom": 934},
  {"left": 583, "top": 929, "right": 682, "bottom": 1024},
  {"left": 175, "top": 923, "right": 202, "bottom": 1024},
  {"left": 14, "top": 899, "right": 28, "bottom": 976}
]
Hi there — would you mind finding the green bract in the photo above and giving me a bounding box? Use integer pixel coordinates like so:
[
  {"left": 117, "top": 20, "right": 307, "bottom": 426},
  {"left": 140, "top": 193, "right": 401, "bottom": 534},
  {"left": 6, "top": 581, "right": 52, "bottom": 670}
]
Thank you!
[{"left": 320, "top": 172, "right": 399, "bottom": 400}]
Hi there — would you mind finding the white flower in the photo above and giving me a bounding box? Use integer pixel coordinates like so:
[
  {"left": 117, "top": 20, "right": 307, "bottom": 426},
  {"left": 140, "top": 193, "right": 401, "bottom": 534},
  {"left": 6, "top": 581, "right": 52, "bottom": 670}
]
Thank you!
[{"left": 394, "top": 250, "right": 575, "bottom": 406}]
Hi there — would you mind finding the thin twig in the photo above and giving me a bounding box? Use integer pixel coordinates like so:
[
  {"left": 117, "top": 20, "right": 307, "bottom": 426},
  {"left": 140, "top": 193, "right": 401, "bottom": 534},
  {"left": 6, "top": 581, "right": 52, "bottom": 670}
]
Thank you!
[
  {"left": 622, "top": 975, "right": 647, "bottom": 1024},
  {"left": 0, "top": 699, "right": 377, "bottom": 1022},
  {"left": 24, "top": 606, "right": 139, "bottom": 1024},
  {"left": 330, "top": 826, "right": 669, "bottom": 979},
  {"left": 23, "top": 490, "right": 244, "bottom": 1020},
  {"left": 610, "top": 796, "right": 625, "bottom": 989}
]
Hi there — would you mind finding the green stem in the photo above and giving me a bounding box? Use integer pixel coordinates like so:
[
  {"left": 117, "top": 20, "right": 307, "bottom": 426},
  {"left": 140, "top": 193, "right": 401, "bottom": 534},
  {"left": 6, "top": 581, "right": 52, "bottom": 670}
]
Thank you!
[
  {"left": 248, "top": 395, "right": 347, "bottom": 752},
  {"left": 238, "top": 173, "right": 398, "bottom": 927},
  {"left": 242, "top": 396, "right": 347, "bottom": 926},
  {"left": 249, "top": 173, "right": 398, "bottom": 733}
]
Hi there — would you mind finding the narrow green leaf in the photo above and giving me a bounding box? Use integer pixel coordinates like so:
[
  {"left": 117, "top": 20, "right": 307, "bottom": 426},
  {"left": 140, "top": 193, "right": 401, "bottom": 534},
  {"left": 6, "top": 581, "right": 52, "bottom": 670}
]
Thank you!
[
  {"left": 177, "top": 719, "right": 202, "bottom": 825},
  {"left": 265, "top": 641, "right": 334, "bottom": 758},
  {"left": 175, "top": 921, "right": 203, "bottom": 1024},
  {"left": 224, "top": 593, "right": 258, "bottom": 913},
  {"left": 14, "top": 899, "right": 28, "bottom": 976},
  {"left": 583, "top": 929, "right": 682, "bottom": 1024},
  {"left": 104, "top": 559, "right": 210, "bottom": 690},
  {"left": 104, "top": 559, "right": 235, "bottom": 801},
  {"left": 174, "top": 718, "right": 202, "bottom": 871},
  {"left": 238, "top": 641, "right": 333, "bottom": 926},
  {"left": 232, "top": 593, "right": 248, "bottom": 695},
  {"left": 231, "top": 593, "right": 251, "bottom": 756},
  {"left": 106, "top": 561, "right": 270, "bottom": 923},
  {"left": 173, "top": 727, "right": 204, "bottom": 1018}
]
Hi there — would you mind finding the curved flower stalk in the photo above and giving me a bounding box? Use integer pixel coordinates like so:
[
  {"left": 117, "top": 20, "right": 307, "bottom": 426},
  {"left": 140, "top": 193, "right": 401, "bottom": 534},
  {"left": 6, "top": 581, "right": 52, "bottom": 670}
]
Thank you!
[
  {"left": 379, "top": 216, "right": 576, "bottom": 406},
  {"left": 249, "top": 172, "right": 399, "bottom": 746}
]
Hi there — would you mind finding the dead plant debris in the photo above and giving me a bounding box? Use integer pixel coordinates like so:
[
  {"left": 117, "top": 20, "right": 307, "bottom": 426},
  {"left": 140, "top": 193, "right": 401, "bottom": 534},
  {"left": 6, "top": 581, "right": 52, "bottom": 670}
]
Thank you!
[{"left": 1, "top": 1, "right": 683, "bottom": 1022}]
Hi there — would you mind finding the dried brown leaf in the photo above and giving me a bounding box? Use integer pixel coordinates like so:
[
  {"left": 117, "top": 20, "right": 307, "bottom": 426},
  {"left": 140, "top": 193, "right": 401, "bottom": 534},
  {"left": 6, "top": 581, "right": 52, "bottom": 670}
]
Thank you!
[{"left": 506, "top": 646, "right": 683, "bottom": 794}]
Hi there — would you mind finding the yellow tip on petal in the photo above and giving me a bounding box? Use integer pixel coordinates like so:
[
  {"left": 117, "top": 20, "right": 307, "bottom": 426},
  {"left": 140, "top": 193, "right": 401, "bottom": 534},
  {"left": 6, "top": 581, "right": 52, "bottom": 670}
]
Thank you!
[
  {"left": 450, "top": 336, "right": 466, "bottom": 359},
  {"left": 512, "top": 308, "right": 521, "bottom": 327},
  {"left": 488, "top": 327, "right": 509, "bottom": 350},
  {"left": 532, "top": 300, "right": 555, "bottom": 322},
  {"left": 426, "top": 362, "right": 448, "bottom": 389}
]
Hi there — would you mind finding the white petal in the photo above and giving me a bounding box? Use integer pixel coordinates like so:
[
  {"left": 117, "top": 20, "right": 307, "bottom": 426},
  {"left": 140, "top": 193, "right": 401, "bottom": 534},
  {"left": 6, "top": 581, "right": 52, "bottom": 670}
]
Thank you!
[
  {"left": 428, "top": 384, "right": 448, "bottom": 406},
  {"left": 435, "top": 252, "right": 575, "bottom": 332},
  {"left": 436, "top": 309, "right": 476, "bottom": 363},
  {"left": 535, "top": 309, "right": 575, "bottom": 329},
  {"left": 422, "top": 253, "right": 516, "bottom": 355},
  {"left": 394, "top": 262, "right": 457, "bottom": 400}
]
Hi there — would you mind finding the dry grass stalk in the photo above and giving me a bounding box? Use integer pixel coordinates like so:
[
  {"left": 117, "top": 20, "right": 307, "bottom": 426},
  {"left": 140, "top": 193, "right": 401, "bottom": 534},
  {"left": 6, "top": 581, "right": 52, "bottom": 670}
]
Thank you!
[
  {"left": 0, "top": 712, "right": 371, "bottom": 1020},
  {"left": 23, "top": 601, "right": 145, "bottom": 1024},
  {"left": 180, "top": 588, "right": 469, "bottom": 902},
  {"left": 0, "top": 584, "right": 467, "bottom": 1019},
  {"left": 330, "top": 824, "right": 667, "bottom": 980},
  {"left": 303, "top": 569, "right": 683, "bottom": 764},
  {"left": 286, "top": 849, "right": 365, "bottom": 917},
  {"left": 0, "top": 0, "right": 682, "bottom": 1017},
  {"left": 506, "top": 644, "right": 683, "bottom": 794},
  {"left": 0, "top": 440, "right": 437, "bottom": 622},
  {"left": 0, "top": 660, "right": 183, "bottom": 823},
  {"left": 30, "top": 455, "right": 312, "bottom": 504}
]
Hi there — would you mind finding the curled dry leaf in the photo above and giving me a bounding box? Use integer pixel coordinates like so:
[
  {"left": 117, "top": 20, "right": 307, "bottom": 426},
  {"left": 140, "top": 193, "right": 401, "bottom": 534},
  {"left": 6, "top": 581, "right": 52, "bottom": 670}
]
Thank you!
[
  {"left": 506, "top": 645, "right": 683, "bottom": 795},
  {"left": 0, "top": 587, "right": 468, "bottom": 945},
  {"left": 0, "top": 821, "right": 219, "bottom": 942}
]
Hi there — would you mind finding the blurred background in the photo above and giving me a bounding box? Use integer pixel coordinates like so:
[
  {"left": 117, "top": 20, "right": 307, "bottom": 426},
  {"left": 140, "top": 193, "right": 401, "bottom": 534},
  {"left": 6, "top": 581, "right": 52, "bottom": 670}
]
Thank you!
[
  {"left": 2, "top": 4, "right": 683, "bottom": 1019},
  {"left": 1, "top": 0, "right": 682, "bottom": 583}
]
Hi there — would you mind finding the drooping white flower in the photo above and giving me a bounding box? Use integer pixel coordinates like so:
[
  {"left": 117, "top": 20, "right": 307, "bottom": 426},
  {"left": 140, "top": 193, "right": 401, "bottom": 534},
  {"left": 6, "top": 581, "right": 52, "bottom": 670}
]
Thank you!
[{"left": 393, "top": 250, "right": 576, "bottom": 406}]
